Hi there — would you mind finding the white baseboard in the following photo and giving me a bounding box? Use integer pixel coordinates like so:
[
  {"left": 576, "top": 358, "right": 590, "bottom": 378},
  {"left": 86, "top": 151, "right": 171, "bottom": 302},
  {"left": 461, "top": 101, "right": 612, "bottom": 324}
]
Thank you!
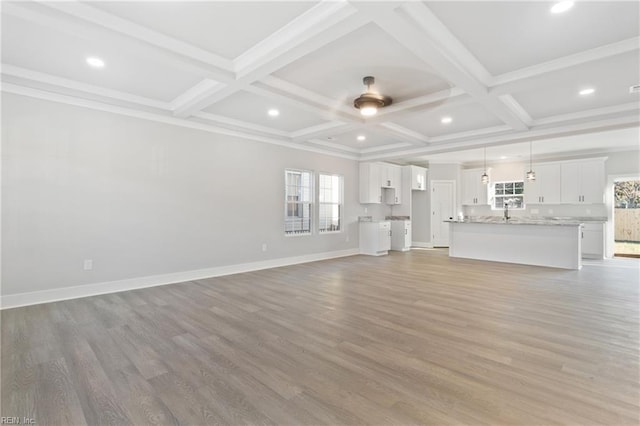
[
  {"left": 411, "top": 241, "right": 434, "bottom": 248},
  {"left": 0, "top": 248, "right": 360, "bottom": 309}
]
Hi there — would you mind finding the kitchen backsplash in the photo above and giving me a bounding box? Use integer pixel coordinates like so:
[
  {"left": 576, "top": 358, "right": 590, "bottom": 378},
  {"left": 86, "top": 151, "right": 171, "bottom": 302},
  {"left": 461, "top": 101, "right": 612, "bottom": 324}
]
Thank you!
[{"left": 462, "top": 203, "right": 608, "bottom": 218}]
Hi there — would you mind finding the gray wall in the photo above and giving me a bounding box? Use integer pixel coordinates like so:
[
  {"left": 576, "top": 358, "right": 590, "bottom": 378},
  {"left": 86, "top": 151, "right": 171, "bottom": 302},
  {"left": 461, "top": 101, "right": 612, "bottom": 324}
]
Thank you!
[{"left": 2, "top": 94, "right": 361, "bottom": 296}]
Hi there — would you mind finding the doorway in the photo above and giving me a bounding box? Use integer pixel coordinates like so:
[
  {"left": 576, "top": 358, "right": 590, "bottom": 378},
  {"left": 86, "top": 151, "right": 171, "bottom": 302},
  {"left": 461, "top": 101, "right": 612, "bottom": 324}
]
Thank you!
[
  {"left": 613, "top": 179, "right": 640, "bottom": 258},
  {"left": 430, "top": 180, "right": 456, "bottom": 247}
]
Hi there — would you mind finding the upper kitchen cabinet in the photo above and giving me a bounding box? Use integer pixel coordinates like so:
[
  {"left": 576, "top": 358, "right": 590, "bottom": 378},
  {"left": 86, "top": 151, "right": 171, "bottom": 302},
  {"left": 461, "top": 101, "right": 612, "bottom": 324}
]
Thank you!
[
  {"left": 360, "top": 162, "right": 403, "bottom": 204},
  {"left": 380, "top": 163, "right": 402, "bottom": 189},
  {"left": 524, "top": 163, "right": 561, "bottom": 204},
  {"left": 409, "top": 165, "right": 427, "bottom": 191},
  {"left": 359, "top": 162, "right": 382, "bottom": 204},
  {"left": 462, "top": 168, "right": 490, "bottom": 205},
  {"left": 560, "top": 159, "right": 606, "bottom": 204}
]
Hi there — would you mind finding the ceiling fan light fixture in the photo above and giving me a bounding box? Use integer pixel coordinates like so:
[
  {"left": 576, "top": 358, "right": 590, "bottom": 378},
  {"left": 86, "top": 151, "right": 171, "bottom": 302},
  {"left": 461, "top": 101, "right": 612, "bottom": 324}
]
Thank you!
[{"left": 353, "top": 76, "right": 392, "bottom": 117}]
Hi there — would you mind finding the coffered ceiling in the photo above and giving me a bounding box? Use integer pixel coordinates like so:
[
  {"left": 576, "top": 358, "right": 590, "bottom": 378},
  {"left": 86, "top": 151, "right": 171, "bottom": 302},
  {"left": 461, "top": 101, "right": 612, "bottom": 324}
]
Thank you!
[{"left": 2, "top": 1, "right": 639, "bottom": 164}]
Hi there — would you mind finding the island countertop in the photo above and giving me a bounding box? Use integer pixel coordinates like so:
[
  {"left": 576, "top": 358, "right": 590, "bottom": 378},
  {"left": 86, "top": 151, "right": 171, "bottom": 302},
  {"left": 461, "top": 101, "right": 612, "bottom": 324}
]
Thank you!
[{"left": 444, "top": 219, "right": 583, "bottom": 226}]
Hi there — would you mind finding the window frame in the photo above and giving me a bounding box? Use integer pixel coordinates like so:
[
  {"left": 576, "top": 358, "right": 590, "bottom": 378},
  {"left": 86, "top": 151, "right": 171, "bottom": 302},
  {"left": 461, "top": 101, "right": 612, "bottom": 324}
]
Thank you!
[
  {"left": 284, "top": 169, "right": 314, "bottom": 237},
  {"left": 491, "top": 180, "right": 525, "bottom": 210},
  {"left": 318, "top": 172, "right": 344, "bottom": 234}
]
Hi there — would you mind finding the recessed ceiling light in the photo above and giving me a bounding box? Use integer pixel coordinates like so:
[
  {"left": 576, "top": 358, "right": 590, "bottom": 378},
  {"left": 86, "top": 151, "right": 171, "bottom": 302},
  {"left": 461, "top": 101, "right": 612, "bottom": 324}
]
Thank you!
[
  {"left": 550, "top": 1, "right": 574, "bottom": 14},
  {"left": 86, "top": 56, "right": 105, "bottom": 68},
  {"left": 357, "top": 135, "right": 366, "bottom": 141},
  {"left": 267, "top": 108, "right": 279, "bottom": 117},
  {"left": 441, "top": 116, "right": 452, "bottom": 124},
  {"left": 500, "top": 156, "right": 508, "bottom": 160},
  {"left": 579, "top": 88, "right": 595, "bottom": 96}
]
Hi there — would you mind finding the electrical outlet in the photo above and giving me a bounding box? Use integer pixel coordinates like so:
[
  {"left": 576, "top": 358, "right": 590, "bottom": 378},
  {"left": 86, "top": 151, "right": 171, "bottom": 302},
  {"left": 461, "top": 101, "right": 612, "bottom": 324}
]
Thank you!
[
  {"left": 83, "top": 259, "right": 93, "bottom": 270},
  {"left": 262, "top": 243, "right": 267, "bottom": 252}
]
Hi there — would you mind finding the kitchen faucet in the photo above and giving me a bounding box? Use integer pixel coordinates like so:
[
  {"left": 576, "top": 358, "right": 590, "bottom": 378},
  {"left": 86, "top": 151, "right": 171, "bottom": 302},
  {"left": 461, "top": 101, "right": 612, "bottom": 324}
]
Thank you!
[{"left": 504, "top": 202, "right": 511, "bottom": 221}]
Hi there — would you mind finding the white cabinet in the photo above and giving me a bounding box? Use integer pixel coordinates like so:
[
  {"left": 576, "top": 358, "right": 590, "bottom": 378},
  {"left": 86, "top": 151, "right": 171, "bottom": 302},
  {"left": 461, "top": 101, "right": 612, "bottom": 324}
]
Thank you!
[
  {"left": 390, "top": 220, "right": 411, "bottom": 251},
  {"left": 380, "top": 164, "right": 401, "bottom": 189},
  {"left": 561, "top": 160, "right": 605, "bottom": 204},
  {"left": 360, "top": 221, "right": 391, "bottom": 256},
  {"left": 582, "top": 223, "right": 604, "bottom": 259},
  {"left": 524, "top": 163, "right": 561, "bottom": 204},
  {"left": 359, "top": 163, "right": 382, "bottom": 204},
  {"left": 410, "top": 166, "right": 427, "bottom": 191},
  {"left": 462, "top": 168, "right": 490, "bottom": 205},
  {"left": 360, "top": 162, "right": 402, "bottom": 204}
]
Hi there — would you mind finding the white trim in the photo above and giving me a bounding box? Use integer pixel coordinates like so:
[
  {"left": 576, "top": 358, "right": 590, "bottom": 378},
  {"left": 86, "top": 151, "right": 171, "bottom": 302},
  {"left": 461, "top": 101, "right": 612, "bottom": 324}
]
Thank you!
[
  {"left": 0, "top": 249, "right": 360, "bottom": 310},
  {"left": 411, "top": 241, "right": 433, "bottom": 248},
  {"left": 2, "top": 85, "right": 359, "bottom": 160}
]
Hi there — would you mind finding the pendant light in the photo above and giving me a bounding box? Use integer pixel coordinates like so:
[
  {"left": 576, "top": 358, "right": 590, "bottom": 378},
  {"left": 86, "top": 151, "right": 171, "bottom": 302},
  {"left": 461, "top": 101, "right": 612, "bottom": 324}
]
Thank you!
[
  {"left": 481, "top": 147, "right": 489, "bottom": 185},
  {"left": 526, "top": 141, "right": 536, "bottom": 181}
]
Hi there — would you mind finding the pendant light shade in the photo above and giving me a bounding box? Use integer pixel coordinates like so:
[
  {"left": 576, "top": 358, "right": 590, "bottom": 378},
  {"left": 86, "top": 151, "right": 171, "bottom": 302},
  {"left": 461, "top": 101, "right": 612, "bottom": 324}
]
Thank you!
[
  {"left": 526, "top": 141, "right": 536, "bottom": 182},
  {"left": 481, "top": 147, "right": 489, "bottom": 185}
]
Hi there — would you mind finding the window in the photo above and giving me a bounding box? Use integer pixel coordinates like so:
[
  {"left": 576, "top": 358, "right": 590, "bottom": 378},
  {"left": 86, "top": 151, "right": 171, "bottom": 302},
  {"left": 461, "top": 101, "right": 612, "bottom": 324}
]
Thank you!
[
  {"left": 285, "top": 169, "right": 313, "bottom": 235},
  {"left": 493, "top": 181, "right": 524, "bottom": 209},
  {"left": 319, "top": 173, "right": 343, "bottom": 233}
]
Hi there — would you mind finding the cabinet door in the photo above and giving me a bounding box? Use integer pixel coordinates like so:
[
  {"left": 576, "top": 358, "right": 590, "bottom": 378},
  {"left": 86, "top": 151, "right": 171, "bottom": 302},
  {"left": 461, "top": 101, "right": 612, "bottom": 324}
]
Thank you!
[
  {"left": 359, "top": 163, "right": 382, "bottom": 204},
  {"left": 379, "top": 223, "right": 391, "bottom": 251},
  {"left": 411, "top": 166, "right": 426, "bottom": 190},
  {"left": 390, "top": 165, "right": 402, "bottom": 189},
  {"left": 561, "top": 162, "right": 580, "bottom": 203},
  {"left": 379, "top": 164, "right": 392, "bottom": 188},
  {"left": 462, "top": 170, "right": 477, "bottom": 205},
  {"left": 580, "top": 161, "right": 605, "bottom": 204},
  {"left": 404, "top": 222, "right": 412, "bottom": 248},
  {"left": 582, "top": 223, "right": 604, "bottom": 258},
  {"left": 539, "top": 163, "right": 561, "bottom": 203},
  {"left": 384, "top": 188, "right": 401, "bottom": 205}
]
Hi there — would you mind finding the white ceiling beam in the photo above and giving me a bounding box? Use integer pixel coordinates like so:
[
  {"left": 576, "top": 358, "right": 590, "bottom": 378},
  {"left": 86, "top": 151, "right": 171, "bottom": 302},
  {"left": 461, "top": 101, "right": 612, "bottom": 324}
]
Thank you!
[
  {"left": 192, "top": 111, "right": 290, "bottom": 138},
  {"left": 368, "top": 2, "right": 529, "bottom": 131},
  {"left": 171, "top": 80, "right": 225, "bottom": 115},
  {"left": 531, "top": 102, "right": 640, "bottom": 127},
  {"left": 362, "top": 115, "right": 639, "bottom": 162},
  {"left": 378, "top": 123, "right": 430, "bottom": 145},
  {"left": 290, "top": 122, "right": 356, "bottom": 142},
  {"left": 4, "top": 2, "right": 234, "bottom": 83},
  {"left": 497, "top": 95, "right": 534, "bottom": 127},
  {"left": 1, "top": 64, "right": 171, "bottom": 110},
  {"left": 36, "top": 1, "right": 234, "bottom": 73},
  {"left": 175, "top": 10, "right": 371, "bottom": 118},
  {"left": 490, "top": 37, "right": 640, "bottom": 94}
]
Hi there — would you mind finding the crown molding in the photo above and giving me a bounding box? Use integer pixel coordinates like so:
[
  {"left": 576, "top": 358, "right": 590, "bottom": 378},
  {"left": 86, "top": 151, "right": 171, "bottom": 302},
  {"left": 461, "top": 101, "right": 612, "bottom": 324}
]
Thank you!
[
  {"left": 1, "top": 64, "right": 171, "bottom": 110},
  {"left": 171, "top": 79, "right": 225, "bottom": 117},
  {"left": 531, "top": 102, "right": 640, "bottom": 127},
  {"left": 361, "top": 115, "right": 640, "bottom": 162},
  {"left": 2, "top": 83, "right": 358, "bottom": 160},
  {"left": 192, "top": 111, "right": 290, "bottom": 138}
]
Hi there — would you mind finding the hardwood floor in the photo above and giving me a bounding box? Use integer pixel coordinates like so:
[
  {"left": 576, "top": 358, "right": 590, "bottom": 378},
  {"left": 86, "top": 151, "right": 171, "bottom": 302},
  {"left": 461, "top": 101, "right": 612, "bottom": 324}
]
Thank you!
[{"left": 2, "top": 249, "right": 639, "bottom": 425}]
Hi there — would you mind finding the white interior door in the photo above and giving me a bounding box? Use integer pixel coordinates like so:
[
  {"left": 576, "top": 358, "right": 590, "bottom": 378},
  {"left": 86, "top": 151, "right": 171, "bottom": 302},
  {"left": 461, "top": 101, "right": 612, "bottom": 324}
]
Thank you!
[{"left": 431, "top": 180, "right": 456, "bottom": 247}]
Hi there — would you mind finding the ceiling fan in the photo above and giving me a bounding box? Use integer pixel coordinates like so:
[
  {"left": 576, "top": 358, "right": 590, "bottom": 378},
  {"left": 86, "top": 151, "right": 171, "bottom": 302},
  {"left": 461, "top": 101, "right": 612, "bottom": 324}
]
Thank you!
[{"left": 353, "top": 76, "right": 392, "bottom": 117}]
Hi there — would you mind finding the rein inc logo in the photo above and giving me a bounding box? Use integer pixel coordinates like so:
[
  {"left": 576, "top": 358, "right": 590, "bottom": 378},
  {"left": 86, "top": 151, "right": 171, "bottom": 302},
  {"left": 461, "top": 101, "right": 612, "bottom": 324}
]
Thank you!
[{"left": 1, "top": 418, "right": 35, "bottom": 425}]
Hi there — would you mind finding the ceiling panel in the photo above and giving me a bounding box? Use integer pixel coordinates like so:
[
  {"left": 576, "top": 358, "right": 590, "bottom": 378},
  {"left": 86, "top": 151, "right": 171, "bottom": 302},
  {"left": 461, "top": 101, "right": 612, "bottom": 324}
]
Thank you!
[
  {"left": 202, "top": 91, "right": 327, "bottom": 132},
  {"left": 273, "top": 23, "right": 451, "bottom": 106},
  {"left": 391, "top": 102, "right": 505, "bottom": 138},
  {"left": 427, "top": 1, "right": 640, "bottom": 75},
  {"left": 511, "top": 51, "right": 640, "bottom": 120},
  {"left": 1, "top": 14, "right": 203, "bottom": 102},
  {"left": 318, "top": 128, "right": 402, "bottom": 150},
  {"left": 90, "top": 1, "right": 317, "bottom": 59}
]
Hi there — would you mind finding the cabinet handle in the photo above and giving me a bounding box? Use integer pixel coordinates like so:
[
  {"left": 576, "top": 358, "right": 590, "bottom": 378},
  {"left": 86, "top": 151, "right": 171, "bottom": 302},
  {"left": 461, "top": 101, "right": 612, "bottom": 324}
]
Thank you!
[
  {"left": 405, "top": 229, "right": 408, "bottom": 235},
  {"left": 395, "top": 197, "right": 398, "bottom": 203},
  {"left": 389, "top": 230, "right": 391, "bottom": 236},
  {"left": 542, "top": 196, "right": 544, "bottom": 202},
  {"left": 387, "top": 180, "right": 391, "bottom": 186}
]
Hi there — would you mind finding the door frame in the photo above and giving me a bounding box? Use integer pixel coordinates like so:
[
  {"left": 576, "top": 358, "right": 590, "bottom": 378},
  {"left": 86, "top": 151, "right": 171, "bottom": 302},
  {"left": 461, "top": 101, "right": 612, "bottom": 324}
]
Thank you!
[
  {"left": 606, "top": 173, "right": 639, "bottom": 258},
  {"left": 430, "top": 180, "right": 456, "bottom": 247}
]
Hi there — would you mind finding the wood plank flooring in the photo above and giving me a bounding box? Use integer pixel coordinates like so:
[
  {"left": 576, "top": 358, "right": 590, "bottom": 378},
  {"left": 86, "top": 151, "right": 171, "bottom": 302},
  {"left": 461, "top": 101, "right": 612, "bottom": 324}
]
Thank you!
[{"left": 2, "top": 249, "right": 639, "bottom": 425}]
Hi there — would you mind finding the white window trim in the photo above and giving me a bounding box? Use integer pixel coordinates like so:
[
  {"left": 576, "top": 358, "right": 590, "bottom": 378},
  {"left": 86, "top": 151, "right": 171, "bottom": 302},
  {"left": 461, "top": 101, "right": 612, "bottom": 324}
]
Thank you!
[
  {"left": 284, "top": 169, "right": 314, "bottom": 237},
  {"left": 318, "top": 172, "right": 344, "bottom": 234},
  {"left": 491, "top": 180, "right": 526, "bottom": 210}
]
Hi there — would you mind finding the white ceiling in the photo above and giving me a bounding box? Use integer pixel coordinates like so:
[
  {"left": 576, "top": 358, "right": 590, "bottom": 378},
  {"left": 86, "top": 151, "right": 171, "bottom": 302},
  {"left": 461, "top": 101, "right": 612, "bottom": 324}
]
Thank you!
[{"left": 2, "top": 1, "right": 639, "bottom": 165}]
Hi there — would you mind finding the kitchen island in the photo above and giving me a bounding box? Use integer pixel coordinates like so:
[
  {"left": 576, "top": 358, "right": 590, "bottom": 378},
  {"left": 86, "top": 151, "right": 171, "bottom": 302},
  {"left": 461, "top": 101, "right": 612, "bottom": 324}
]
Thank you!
[{"left": 447, "top": 219, "right": 582, "bottom": 270}]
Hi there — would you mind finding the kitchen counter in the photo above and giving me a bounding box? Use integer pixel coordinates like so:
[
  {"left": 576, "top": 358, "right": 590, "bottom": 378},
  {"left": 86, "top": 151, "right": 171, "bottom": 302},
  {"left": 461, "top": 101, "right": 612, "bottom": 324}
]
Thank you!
[
  {"left": 446, "top": 216, "right": 606, "bottom": 226},
  {"left": 448, "top": 221, "right": 582, "bottom": 270}
]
